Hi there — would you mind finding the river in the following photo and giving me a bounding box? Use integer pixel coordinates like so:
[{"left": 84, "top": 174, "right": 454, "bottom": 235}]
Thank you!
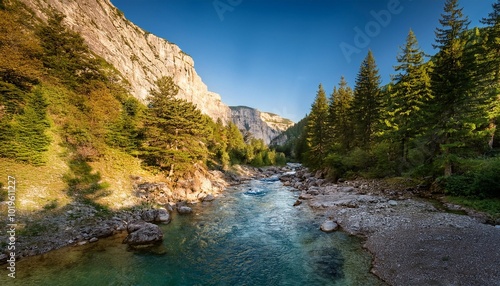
[{"left": 1, "top": 177, "right": 383, "bottom": 285}]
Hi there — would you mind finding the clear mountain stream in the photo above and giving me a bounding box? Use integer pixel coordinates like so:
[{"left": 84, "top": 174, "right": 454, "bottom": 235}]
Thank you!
[{"left": 1, "top": 177, "right": 383, "bottom": 285}]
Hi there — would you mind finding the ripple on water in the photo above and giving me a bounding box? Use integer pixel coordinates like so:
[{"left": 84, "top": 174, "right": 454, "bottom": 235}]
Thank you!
[{"left": 1, "top": 179, "right": 384, "bottom": 286}]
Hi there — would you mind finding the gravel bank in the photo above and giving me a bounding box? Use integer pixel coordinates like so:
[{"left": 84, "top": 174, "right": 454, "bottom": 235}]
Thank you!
[{"left": 281, "top": 168, "right": 500, "bottom": 285}]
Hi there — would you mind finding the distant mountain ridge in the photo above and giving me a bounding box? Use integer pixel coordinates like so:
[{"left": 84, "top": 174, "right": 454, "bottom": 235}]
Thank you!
[{"left": 230, "top": 106, "right": 295, "bottom": 145}]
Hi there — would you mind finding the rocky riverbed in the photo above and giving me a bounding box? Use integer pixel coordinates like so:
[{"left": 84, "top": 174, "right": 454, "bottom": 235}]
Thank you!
[
  {"left": 280, "top": 166, "right": 500, "bottom": 285},
  {"left": 2, "top": 163, "right": 499, "bottom": 286}
]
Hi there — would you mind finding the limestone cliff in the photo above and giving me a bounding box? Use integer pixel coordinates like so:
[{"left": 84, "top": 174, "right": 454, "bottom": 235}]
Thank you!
[
  {"left": 230, "top": 106, "right": 294, "bottom": 145},
  {"left": 20, "top": 0, "right": 231, "bottom": 122}
]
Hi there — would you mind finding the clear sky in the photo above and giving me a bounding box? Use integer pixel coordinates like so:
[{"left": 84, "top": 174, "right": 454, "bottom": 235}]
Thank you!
[{"left": 110, "top": 0, "right": 496, "bottom": 122}]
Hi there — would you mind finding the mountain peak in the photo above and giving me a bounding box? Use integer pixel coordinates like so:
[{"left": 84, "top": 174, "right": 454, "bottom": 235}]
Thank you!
[{"left": 229, "top": 106, "right": 294, "bottom": 144}]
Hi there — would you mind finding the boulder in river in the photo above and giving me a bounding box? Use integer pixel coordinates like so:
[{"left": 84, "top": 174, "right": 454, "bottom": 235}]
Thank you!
[
  {"left": 177, "top": 206, "right": 193, "bottom": 214},
  {"left": 202, "top": 194, "right": 215, "bottom": 202},
  {"left": 123, "top": 221, "right": 163, "bottom": 246},
  {"left": 320, "top": 220, "right": 339, "bottom": 232},
  {"left": 155, "top": 208, "right": 171, "bottom": 224}
]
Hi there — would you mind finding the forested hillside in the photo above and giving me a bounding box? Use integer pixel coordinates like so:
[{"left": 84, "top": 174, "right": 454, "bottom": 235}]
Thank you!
[
  {"left": 0, "top": 0, "right": 283, "bottom": 211},
  {"left": 285, "top": 0, "right": 500, "bottom": 203}
]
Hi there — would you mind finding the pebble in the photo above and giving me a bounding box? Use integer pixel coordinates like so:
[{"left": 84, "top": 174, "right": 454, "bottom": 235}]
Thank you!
[
  {"left": 320, "top": 220, "right": 339, "bottom": 232},
  {"left": 388, "top": 200, "right": 398, "bottom": 206},
  {"left": 89, "top": 237, "right": 98, "bottom": 243}
]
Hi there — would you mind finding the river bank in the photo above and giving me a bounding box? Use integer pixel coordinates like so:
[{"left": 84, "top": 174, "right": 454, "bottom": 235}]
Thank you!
[
  {"left": 0, "top": 165, "right": 266, "bottom": 263},
  {"left": 281, "top": 167, "right": 500, "bottom": 285}
]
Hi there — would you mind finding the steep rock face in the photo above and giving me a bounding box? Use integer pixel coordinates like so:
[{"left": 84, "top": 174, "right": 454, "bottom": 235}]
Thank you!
[
  {"left": 20, "top": 0, "right": 231, "bottom": 122},
  {"left": 230, "top": 106, "right": 294, "bottom": 145}
]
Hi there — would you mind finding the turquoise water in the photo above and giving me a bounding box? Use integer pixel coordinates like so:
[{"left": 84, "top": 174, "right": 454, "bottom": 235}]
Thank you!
[{"left": 1, "top": 178, "right": 383, "bottom": 285}]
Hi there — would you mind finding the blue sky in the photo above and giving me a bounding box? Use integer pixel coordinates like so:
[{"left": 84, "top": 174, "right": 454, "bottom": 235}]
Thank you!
[{"left": 111, "top": 0, "right": 496, "bottom": 122}]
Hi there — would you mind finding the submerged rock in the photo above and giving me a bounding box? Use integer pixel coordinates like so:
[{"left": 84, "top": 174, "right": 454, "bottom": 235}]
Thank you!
[
  {"left": 123, "top": 221, "right": 163, "bottom": 246},
  {"left": 202, "top": 194, "right": 215, "bottom": 202},
  {"left": 177, "top": 206, "right": 193, "bottom": 215}
]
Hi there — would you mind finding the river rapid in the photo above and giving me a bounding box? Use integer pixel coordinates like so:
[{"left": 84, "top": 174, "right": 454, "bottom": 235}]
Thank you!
[{"left": 1, "top": 177, "right": 383, "bottom": 285}]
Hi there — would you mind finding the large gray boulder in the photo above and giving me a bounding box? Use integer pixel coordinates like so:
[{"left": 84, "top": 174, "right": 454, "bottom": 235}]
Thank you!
[{"left": 123, "top": 221, "right": 163, "bottom": 246}]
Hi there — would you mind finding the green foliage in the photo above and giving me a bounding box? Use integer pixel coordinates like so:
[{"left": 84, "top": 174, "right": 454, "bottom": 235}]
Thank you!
[
  {"left": 442, "top": 157, "right": 500, "bottom": 198},
  {"left": 305, "top": 84, "right": 329, "bottom": 169},
  {"left": 142, "top": 76, "right": 210, "bottom": 177},
  {"left": 329, "top": 76, "right": 354, "bottom": 152},
  {"left": 272, "top": 117, "right": 308, "bottom": 160},
  {"left": 352, "top": 50, "right": 382, "bottom": 149},
  {"left": 427, "top": 0, "right": 492, "bottom": 175},
  {"left": 36, "top": 12, "right": 104, "bottom": 88},
  {"left": 0, "top": 88, "right": 51, "bottom": 165},
  {"left": 386, "top": 30, "right": 432, "bottom": 169},
  {"left": 290, "top": 0, "right": 500, "bottom": 190},
  {"left": 106, "top": 96, "right": 144, "bottom": 153},
  {"left": 446, "top": 196, "right": 500, "bottom": 218}
]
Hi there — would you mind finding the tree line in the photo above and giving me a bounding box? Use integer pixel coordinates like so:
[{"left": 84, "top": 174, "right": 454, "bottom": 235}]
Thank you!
[{"left": 296, "top": 0, "right": 500, "bottom": 198}]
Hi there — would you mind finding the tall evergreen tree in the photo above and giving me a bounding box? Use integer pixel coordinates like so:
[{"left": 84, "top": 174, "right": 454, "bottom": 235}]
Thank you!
[
  {"left": 306, "top": 84, "right": 329, "bottom": 169},
  {"left": 329, "top": 76, "right": 354, "bottom": 152},
  {"left": 352, "top": 50, "right": 382, "bottom": 149},
  {"left": 388, "top": 29, "right": 432, "bottom": 164},
  {"left": 142, "top": 77, "right": 209, "bottom": 177},
  {"left": 481, "top": 0, "right": 500, "bottom": 149},
  {"left": 429, "top": 0, "right": 488, "bottom": 175}
]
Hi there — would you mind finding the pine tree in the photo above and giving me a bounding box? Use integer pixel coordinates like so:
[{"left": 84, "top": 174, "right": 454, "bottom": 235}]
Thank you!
[
  {"left": 429, "top": 0, "right": 486, "bottom": 176},
  {"left": 0, "top": 89, "right": 51, "bottom": 165},
  {"left": 388, "top": 29, "right": 432, "bottom": 165},
  {"left": 327, "top": 86, "right": 337, "bottom": 150},
  {"left": 142, "top": 77, "right": 209, "bottom": 177},
  {"left": 306, "top": 84, "right": 329, "bottom": 169},
  {"left": 352, "top": 50, "right": 382, "bottom": 149},
  {"left": 330, "top": 76, "right": 354, "bottom": 152},
  {"left": 207, "top": 118, "right": 230, "bottom": 169},
  {"left": 36, "top": 13, "right": 103, "bottom": 88},
  {"left": 226, "top": 121, "right": 247, "bottom": 164},
  {"left": 481, "top": 0, "right": 500, "bottom": 149}
]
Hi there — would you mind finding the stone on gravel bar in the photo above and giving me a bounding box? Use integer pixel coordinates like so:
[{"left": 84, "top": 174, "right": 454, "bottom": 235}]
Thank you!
[{"left": 320, "top": 220, "right": 339, "bottom": 232}]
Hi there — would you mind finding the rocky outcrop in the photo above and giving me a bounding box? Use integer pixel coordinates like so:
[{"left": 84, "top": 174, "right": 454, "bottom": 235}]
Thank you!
[
  {"left": 230, "top": 106, "right": 294, "bottom": 144},
  {"left": 133, "top": 167, "right": 228, "bottom": 205},
  {"left": 140, "top": 208, "right": 171, "bottom": 224},
  {"left": 20, "top": 0, "right": 231, "bottom": 123},
  {"left": 123, "top": 221, "right": 163, "bottom": 246}
]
